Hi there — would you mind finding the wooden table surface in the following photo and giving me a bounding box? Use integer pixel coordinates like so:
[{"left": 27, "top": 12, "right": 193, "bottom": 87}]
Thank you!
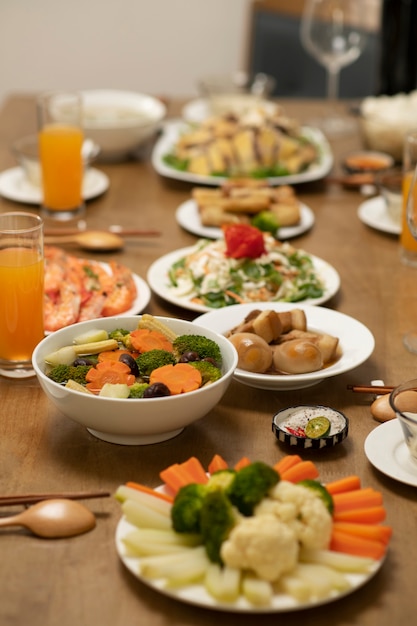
[{"left": 1, "top": 95, "right": 416, "bottom": 626}]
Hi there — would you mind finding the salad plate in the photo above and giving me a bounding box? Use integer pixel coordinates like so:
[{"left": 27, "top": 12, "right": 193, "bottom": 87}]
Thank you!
[
  {"left": 115, "top": 510, "right": 383, "bottom": 613},
  {"left": 152, "top": 120, "right": 334, "bottom": 187},
  {"left": 175, "top": 199, "right": 315, "bottom": 240},
  {"left": 147, "top": 245, "right": 341, "bottom": 314},
  {"left": 196, "top": 302, "right": 374, "bottom": 391},
  {"left": 0, "top": 166, "right": 109, "bottom": 205},
  {"left": 357, "top": 196, "right": 401, "bottom": 235},
  {"left": 365, "top": 419, "right": 417, "bottom": 487}
]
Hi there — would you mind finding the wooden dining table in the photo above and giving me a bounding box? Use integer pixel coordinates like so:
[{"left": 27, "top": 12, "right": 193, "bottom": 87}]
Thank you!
[{"left": 1, "top": 94, "right": 417, "bottom": 626}]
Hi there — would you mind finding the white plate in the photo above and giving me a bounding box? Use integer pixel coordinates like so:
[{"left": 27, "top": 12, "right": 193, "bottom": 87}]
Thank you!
[
  {"left": 0, "top": 166, "right": 109, "bottom": 205},
  {"left": 115, "top": 514, "right": 383, "bottom": 613},
  {"left": 152, "top": 120, "right": 334, "bottom": 187},
  {"left": 175, "top": 199, "right": 315, "bottom": 240},
  {"left": 365, "top": 419, "right": 417, "bottom": 486},
  {"left": 181, "top": 98, "right": 278, "bottom": 124},
  {"left": 357, "top": 196, "right": 401, "bottom": 235},
  {"left": 147, "top": 246, "right": 341, "bottom": 314},
  {"left": 196, "top": 302, "right": 374, "bottom": 391}
]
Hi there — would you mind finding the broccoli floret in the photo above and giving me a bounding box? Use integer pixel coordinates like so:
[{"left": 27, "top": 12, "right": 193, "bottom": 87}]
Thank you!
[
  {"left": 188, "top": 360, "right": 222, "bottom": 385},
  {"left": 128, "top": 382, "right": 150, "bottom": 399},
  {"left": 200, "top": 489, "right": 236, "bottom": 564},
  {"left": 206, "top": 469, "right": 236, "bottom": 492},
  {"left": 171, "top": 483, "right": 208, "bottom": 534},
  {"left": 251, "top": 210, "right": 280, "bottom": 235},
  {"left": 108, "top": 328, "right": 131, "bottom": 347},
  {"left": 173, "top": 335, "right": 222, "bottom": 366},
  {"left": 47, "top": 364, "right": 92, "bottom": 385},
  {"left": 226, "top": 461, "right": 280, "bottom": 516},
  {"left": 135, "top": 349, "right": 176, "bottom": 377}
]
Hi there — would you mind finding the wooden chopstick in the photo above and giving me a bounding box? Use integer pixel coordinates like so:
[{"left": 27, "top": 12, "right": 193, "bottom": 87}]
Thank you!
[
  {"left": 347, "top": 384, "right": 394, "bottom": 394},
  {"left": 0, "top": 490, "right": 111, "bottom": 506}
]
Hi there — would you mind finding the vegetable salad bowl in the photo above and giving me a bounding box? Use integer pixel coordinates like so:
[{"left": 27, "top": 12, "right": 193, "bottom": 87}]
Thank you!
[{"left": 32, "top": 316, "right": 238, "bottom": 445}]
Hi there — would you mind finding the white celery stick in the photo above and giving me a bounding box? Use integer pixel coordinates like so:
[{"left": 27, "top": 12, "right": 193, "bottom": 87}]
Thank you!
[
  {"left": 115, "top": 485, "right": 172, "bottom": 516},
  {"left": 140, "top": 545, "right": 209, "bottom": 585},
  {"left": 242, "top": 575, "right": 273, "bottom": 606},
  {"left": 122, "top": 498, "right": 172, "bottom": 530},
  {"left": 204, "top": 563, "right": 241, "bottom": 603},
  {"left": 299, "top": 548, "right": 375, "bottom": 573}
]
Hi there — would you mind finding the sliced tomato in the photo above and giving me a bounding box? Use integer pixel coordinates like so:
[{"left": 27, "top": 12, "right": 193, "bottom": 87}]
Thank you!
[{"left": 223, "top": 224, "right": 266, "bottom": 259}]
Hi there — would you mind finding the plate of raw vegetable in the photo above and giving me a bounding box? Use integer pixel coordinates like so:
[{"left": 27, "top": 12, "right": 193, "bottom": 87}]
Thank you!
[{"left": 115, "top": 454, "right": 390, "bottom": 612}]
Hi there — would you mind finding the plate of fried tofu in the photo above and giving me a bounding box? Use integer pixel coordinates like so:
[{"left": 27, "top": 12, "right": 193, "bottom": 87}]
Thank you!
[{"left": 176, "top": 179, "right": 315, "bottom": 240}]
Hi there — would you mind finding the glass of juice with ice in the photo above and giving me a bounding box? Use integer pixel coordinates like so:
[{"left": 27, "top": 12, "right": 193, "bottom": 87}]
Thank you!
[
  {"left": 0, "top": 212, "right": 44, "bottom": 377},
  {"left": 37, "top": 91, "right": 84, "bottom": 220}
]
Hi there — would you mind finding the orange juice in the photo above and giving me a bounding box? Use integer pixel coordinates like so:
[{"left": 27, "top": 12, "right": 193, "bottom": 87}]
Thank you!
[
  {"left": 400, "top": 170, "right": 417, "bottom": 254},
  {"left": 0, "top": 248, "right": 44, "bottom": 362},
  {"left": 39, "top": 124, "right": 83, "bottom": 211}
]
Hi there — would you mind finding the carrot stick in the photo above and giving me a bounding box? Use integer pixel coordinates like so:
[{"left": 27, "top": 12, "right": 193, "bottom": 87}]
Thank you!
[
  {"left": 332, "top": 521, "right": 392, "bottom": 545},
  {"left": 208, "top": 454, "right": 229, "bottom": 474},
  {"left": 125, "top": 481, "right": 173, "bottom": 504},
  {"left": 159, "top": 463, "right": 194, "bottom": 495},
  {"left": 325, "top": 475, "right": 361, "bottom": 495},
  {"left": 180, "top": 456, "right": 208, "bottom": 484},
  {"left": 280, "top": 460, "right": 319, "bottom": 483},
  {"left": 333, "top": 506, "right": 386, "bottom": 524},
  {"left": 234, "top": 457, "right": 251, "bottom": 471},
  {"left": 332, "top": 488, "right": 383, "bottom": 514},
  {"left": 273, "top": 454, "right": 303, "bottom": 475},
  {"left": 330, "top": 528, "right": 386, "bottom": 560}
]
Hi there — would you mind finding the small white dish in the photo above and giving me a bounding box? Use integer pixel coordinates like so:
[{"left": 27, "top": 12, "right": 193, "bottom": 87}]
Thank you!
[
  {"left": 147, "top": 247, "right": 341, "bottom": 314},
  {"left": 152, "top": 120, "right": 334, "bottom": 187},
  {"left": 181, "top": 98, "right": 278, "bottom": 124},
  {"left": 364, "top": 419, "right": 417, "bottom": 487},
  {"left": 175, "top": 199, "right": 315, "bottom": 240},
  {"left": 0, "top": 166, "right": 109, "bottom": 205},
  {"left": 358, "top": 196, "right": 401, "bottom": 235},
  {"left": 196, "top": 302, "right": 374, "bottom": 391}
]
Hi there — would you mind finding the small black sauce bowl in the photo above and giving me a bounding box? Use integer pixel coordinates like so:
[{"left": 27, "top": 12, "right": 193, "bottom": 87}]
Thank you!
[{"left": 272, "top": 405, "right": 349, "bottom": 449}]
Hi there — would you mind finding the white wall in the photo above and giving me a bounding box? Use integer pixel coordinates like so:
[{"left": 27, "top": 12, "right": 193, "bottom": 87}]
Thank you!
[{"left": 0, "top": 0, "right": 253, "bottom": 106}]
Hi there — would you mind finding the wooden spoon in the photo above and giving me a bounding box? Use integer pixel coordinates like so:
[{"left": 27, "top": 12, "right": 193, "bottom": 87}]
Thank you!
[
  {"left": 44, "top": 230, "right": 124, "bottom": 251},
  {"left": 0, "top": 498, "right": 96, "bottom": 538}
]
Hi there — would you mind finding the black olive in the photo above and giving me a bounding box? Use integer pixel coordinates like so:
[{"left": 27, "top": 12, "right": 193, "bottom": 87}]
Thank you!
[
  {"left": 119, "top": 353, "right": 139, "bottom": 377},
  {"left": 179, "top": 350, "right": 200, "bottom": 363},
  {"left": 202, "top": 357, "right": 219, "bottom": 367},
  {"left": 143, "top": 382, "right": 171, "bottom": 398},
  {"left": 73, "top": 357, "right": 94, "bottom": 366}
]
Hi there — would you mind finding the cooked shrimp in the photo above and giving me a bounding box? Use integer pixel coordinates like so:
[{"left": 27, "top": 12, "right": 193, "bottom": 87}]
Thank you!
[
  {"left": 44, "top": 282, "right": 82, "bottom": 332},
  {"left": 101, "top": 261, "right": 137, "bottom": 316}
]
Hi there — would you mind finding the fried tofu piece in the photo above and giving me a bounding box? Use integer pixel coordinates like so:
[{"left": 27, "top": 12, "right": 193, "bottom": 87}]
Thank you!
[{"left": 270, "top": 202, "right": 301, "bottom": 226}]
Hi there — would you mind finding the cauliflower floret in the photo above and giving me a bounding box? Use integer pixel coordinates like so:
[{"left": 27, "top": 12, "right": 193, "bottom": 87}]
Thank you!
[
  {"left": 220, "top": 513, "right": 298, "bottom": 582},
  {"left": 254, "top": 480, "right": 332, "bottom": 550}
]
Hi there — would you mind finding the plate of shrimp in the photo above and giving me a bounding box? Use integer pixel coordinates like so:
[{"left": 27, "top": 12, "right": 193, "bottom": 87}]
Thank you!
[{"left": 44, "top": 246, "right": 151, "bottom": 333}]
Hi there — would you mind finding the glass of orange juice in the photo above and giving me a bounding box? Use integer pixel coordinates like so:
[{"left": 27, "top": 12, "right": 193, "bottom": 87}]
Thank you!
[
  {"left": 400, "top": 129, "right": 417, "bottom": 266},
  {"left": 0, "top": 212, "right": 44, "bottom": 378},
  {"left": 37, "top": 91, "right": 85, "bottom": 220}
]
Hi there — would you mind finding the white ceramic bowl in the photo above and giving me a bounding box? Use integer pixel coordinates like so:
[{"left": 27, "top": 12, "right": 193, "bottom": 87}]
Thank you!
[
  {"left": 196, "top": 302, "right": 375, "bottom": 391},
  {"left": 32, "top": 315, "right": 238, "bottom": 445},
  {"left": 81, "top": 90, "right": 166, "bottom": 161}
]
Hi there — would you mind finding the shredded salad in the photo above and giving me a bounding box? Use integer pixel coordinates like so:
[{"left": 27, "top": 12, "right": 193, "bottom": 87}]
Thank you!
[{"left": 167, "top": 234, "right": 325, "bottom": 308}]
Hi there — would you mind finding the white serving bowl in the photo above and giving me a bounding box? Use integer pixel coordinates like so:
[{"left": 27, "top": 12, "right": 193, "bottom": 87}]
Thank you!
[
  {"left": 32, "top": 315, "right": 238, "bottom": 445},
  {"left": 196, "top": 302, "right": 375, "bottom": 391},
  {"left": 81, "top": 90, "right": 166, "bottom": 161}
]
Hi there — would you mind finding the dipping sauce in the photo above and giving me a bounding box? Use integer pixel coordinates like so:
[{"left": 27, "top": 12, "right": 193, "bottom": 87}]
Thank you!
[
  {"left": 344, "top": 151, "right": 394, "bottom": 173},
  {"left": 272, "top": 405, "right": 349, "bottom": 449}
]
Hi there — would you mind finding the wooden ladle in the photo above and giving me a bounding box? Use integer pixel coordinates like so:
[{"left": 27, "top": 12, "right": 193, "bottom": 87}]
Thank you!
[
  {"left": 0, "top": 498, "right": 96, "bottom": 538},
  {"left": 44, "top": 230, "right": 124, "bottom": 252}
]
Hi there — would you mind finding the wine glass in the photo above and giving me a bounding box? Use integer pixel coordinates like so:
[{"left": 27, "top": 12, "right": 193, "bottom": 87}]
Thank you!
[
  {"left": 300, "top": 0, "right": 368, "bottom": 136},
  {"left": 403, "top": 162, "right": 417, "bottom": 353}
]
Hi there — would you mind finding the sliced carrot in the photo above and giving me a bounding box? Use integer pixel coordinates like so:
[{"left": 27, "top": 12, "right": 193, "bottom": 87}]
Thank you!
[
  {"left": 280, "top": 460, "right": 319, "bottom": 483},
  {"left": 98, "top": 348, "right": 139, "bottom": 362},
  {"left": 330, "top": 528, "right": 386, "bottom": 560},
  {"left": 180, "top": 456, "right": 209, "bottom": 484},
  {"left": 130, "top": 328, "right": 174, "bottom": 353},
  {"left": 332, "top": 521, "right": 392, "bottom": 545},
  {"left": 125, "top": 481, "right": 174, "bottom": 503},
  {"left": 332, "top": 488, "right": 383, "bottom": 514},
  {"left": 325, "top": 475, "right": 361, "bottom": 495},
  {"left": 208, "top": 454, "right": 229, "bottom": 474},
  {"left": 333, "top": 506, "right": 387, "bottom": 524},
  {"left": 159, "top": 463, "right": 193, "bottom": 495},
  {"left": 273, "top": 454, "right": 303, "bottom": 475},
  {"left": 85, "top": 360, "right": 136, "bottom": 392},
  {"left": 234, "top": 457, "right": 252, "bottom": 471},
  {"left": 149, "top": 363, "right": 202, "bottom": 395}
]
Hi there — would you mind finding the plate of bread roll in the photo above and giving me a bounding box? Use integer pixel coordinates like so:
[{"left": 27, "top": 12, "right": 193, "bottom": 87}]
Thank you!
[
  {"left": 176, "top": 179, "right": 314, "bottom": 240},
  {"left": 196, "top": 302, "right": 374, "bottom": 390}
]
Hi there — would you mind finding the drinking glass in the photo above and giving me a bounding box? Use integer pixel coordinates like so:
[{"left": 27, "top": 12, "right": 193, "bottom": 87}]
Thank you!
[
  {"left": 403, "top": 163, "right": 417, "bottom": 353},
  {"left": 300, "top": 0, "right": 368, "bottom": 136},
  {"left": 37, "top": 91, "right": 85, "bottom": 221},
  {"left": 0, "top": 212, "right": 44, "bottom": 378}
]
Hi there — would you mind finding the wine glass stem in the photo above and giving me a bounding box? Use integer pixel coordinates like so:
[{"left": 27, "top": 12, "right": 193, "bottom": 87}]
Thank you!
[{"left": 327, "top": 67, "right": 340, "bottom": 103}]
